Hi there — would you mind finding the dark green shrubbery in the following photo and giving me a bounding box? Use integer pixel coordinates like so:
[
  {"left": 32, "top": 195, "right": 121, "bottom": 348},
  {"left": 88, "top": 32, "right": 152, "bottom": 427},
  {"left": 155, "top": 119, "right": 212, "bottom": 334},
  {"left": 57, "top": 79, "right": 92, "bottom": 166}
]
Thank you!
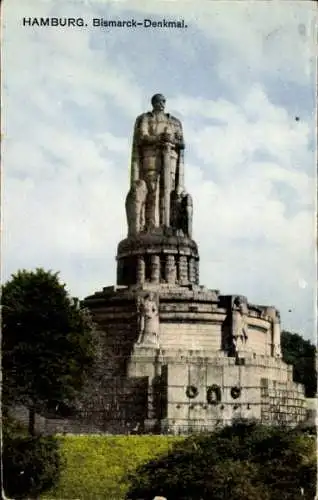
[
  {"left": 3, "top": 417, "right": 62, "bottom": 499},
  {"left": 281, "top": 330, "right": 317, "bottom": 397},
  {"left": 126, "top": 422, "right": 316, "bottom": 500},
  {"left": 2, "top": 268, "right": 95, "bottom": 435}
]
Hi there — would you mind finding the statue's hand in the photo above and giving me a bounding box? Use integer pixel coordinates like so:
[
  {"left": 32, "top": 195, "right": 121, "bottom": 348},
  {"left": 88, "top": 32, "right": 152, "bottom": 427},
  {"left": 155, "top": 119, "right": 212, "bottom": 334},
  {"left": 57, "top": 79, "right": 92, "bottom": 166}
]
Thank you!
[
  {"left": 161, "top": 131, "right": 172, "bottom": 143},
  {"left": 175, "top": 133, "right": 185, "bottom": 149},
  {"left": 138, "top": 134, "right": 157, "bottom": 145},
  {"left": 176, "top": 185, "right": 185, "bottom": 197}
]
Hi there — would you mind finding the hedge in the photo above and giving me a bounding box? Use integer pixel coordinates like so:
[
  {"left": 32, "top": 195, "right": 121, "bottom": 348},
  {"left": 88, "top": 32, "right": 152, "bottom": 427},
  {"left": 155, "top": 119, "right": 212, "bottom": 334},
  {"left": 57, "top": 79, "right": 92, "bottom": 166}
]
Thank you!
[
  {"left": 4, "top": 434, "right": 61, "bottom": 499},
  {"left": 43, "top": 435, "right": 183, "bottom": 499}
]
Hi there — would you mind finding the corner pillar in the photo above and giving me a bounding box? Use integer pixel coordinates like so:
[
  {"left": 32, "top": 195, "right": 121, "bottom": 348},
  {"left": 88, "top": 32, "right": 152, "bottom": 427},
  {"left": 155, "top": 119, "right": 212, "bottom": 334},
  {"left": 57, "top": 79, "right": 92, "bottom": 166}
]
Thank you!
[{"left": 165, "top": 255, "right": 176, "bottom": 284}]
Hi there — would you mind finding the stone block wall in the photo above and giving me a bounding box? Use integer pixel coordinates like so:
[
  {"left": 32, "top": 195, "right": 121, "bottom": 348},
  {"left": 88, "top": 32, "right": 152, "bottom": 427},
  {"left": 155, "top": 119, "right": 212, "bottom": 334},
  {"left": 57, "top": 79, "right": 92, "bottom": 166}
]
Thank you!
[
  {"left": 28, "top": 284, "right": 300, "bottom": 435},
  {"left": 158, "top": 352, "right": 306, "bottom": 433},
  {"left": 260, "top": 379, "right": 306, "bottom": 425}
]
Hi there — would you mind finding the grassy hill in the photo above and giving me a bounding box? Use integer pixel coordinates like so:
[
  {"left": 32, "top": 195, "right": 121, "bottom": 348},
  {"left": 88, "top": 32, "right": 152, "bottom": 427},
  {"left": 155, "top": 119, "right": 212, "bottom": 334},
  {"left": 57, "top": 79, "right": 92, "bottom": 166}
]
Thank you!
[{"left": 43, "top": 435, "right": 183, "bottom": 499}]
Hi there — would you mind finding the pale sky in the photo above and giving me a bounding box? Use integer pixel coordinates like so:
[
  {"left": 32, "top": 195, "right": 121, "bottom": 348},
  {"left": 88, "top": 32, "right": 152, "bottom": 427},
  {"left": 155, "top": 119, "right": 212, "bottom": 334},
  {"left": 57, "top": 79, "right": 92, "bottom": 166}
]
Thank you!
[{"left": 2, "top": 0, "right": 317, "bottom": 341}]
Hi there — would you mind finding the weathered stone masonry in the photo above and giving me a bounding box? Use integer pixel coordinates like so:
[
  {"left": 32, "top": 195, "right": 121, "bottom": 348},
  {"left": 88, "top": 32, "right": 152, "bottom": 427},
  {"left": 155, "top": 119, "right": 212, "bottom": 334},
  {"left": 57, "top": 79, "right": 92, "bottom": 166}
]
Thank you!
[{"left": 35, "top": 94, "right": 307, "bottom": 434}]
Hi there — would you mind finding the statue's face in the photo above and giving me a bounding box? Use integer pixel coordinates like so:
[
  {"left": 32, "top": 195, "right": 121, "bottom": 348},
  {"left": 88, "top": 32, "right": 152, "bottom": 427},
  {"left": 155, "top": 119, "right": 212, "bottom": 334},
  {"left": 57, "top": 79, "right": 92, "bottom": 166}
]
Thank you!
[
  {"left": 234, "top": 297, "right": 242, "bottom": 307},
  {"left": 151, "top": 94, "right": 166, "bottom": 112}
]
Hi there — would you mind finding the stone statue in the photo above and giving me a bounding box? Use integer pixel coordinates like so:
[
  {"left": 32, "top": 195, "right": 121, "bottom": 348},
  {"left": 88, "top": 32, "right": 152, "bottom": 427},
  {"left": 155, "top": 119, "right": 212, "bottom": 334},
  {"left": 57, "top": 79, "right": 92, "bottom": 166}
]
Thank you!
[
  {"left": 264, "top": 307, "right": 282, "bottom": 358},
  {"left": 272, "top": 311, "right": 282, "bottom": 358},
  {"left": 232, "top": 297, "right": 249, "bottom": 354},
  {"left": 170, "top": 189, "right": 193, "bottom": 238},
  {"left": 136, "top": 293, "right": 160, "bottom": 346},
  {"left": 129, "top": 94, "right": 187, "bottom": 232},
  {"left": 180, "top": 190, "right": 193, "bottom": 237},
  {"left": 125, "top": 179, "right": 148, "bottom": 236}
]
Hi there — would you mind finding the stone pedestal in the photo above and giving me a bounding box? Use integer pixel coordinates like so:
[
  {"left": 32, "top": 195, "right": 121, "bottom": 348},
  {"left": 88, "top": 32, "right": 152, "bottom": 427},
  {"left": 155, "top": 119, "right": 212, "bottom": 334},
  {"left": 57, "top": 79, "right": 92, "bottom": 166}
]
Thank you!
[
  {"left": 116, "top": 233, "right": 199, "bottom": 287},
  {"left": 80, "top": 284, "right": 307, "bottom": 433},
  {"left": 127, "top": 346, "right": 163, "bottom": 429}
]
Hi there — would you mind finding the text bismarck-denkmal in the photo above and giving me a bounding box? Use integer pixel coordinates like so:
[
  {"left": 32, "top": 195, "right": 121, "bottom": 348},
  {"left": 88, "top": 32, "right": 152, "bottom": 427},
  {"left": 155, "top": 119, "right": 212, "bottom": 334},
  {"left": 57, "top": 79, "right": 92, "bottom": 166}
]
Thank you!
[
  {"left": 92, "top": 18, "right": 188, "bottom": 28},
  {"left": 21, "top": 17, "right": 188, "bottom": 29}
]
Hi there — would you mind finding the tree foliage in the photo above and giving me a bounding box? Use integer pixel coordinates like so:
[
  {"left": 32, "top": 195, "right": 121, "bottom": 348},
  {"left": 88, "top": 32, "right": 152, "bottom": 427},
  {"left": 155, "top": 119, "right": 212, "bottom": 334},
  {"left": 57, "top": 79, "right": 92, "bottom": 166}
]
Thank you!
[
  {"left": 2, "top": 268, "right": 95, "bottom": 432},
  {"left": 3, "top": 416, "right": 62, "bottom": 499},
  {"left": 126, "top": 422, "right": 316, "bottom": 500},
  {"left": 281, "top": 330, "right": 317, "bottom": 397}
]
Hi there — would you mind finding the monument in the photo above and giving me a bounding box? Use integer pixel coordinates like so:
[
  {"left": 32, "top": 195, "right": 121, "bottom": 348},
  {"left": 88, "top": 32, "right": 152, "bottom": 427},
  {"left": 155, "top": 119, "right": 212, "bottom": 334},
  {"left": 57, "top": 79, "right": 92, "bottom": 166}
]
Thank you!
[
  {"left": 128, "top": 93, "right": 188, "bottom": 233},
  {"left": 44, "top": 94, "right": 306, "bottom": 434},
  {"left": 118, "top": 93, "right": 196, "bottom": 288}
]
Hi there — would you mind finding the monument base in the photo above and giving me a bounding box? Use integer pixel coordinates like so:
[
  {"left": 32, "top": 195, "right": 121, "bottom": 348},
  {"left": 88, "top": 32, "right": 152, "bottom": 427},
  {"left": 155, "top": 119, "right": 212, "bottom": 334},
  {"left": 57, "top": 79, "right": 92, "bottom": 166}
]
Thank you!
[
  {"left": 70, "top": 284, "right": 308, "bottom": 433},
  {"left": 116, "top": 233, "right": 199, "bottom": 286}
]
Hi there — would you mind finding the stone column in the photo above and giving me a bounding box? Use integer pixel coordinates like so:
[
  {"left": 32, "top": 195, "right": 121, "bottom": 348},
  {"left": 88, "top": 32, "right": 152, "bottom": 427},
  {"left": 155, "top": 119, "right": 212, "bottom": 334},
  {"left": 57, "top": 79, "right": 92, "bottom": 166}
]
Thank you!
[
  {"left": 194, "top": 259, "right": 200, "bottom": 284},
  {"left": 151, "top": 255, "right": 160, "bottom": 284},
  {"left": 165, "top": 255, "right": 176, "bottom": 284},
  {"left": 136, "top": 256, "right": 145, "bottom": 284},
  {"left": 178, "top": 255, "right": 188, "bottom": 284},
  {"left": 188, "top": 257, "right": 196, "bottom": 283}
]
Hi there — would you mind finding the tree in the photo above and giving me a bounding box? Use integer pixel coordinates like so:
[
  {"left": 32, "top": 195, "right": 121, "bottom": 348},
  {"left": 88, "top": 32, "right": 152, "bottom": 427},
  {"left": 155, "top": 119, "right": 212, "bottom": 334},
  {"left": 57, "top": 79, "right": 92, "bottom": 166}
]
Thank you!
[
  {"left": 3, "top": 418, "right": 62, "bottom": 499},
  {"left": 126, "top": 422, "right": 316, "bottom": 500},
  {"left": 2, "top": 268, "right": 95, "bottom": 434},
  {"left": 281, "top": 330, "right": 317, "bottom": 397}
]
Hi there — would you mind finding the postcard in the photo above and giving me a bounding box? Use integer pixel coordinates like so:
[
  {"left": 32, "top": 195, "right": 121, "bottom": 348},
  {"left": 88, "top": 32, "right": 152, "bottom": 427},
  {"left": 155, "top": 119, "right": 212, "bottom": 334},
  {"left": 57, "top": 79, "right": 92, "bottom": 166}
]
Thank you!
[{"left": 2, "top": 1, "right": 316, "bottom": 499}]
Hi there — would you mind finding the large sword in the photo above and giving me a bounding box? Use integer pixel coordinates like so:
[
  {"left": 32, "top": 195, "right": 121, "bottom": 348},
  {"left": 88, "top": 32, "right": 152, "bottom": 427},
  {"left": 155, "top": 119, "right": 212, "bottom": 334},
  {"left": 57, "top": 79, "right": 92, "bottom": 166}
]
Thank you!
[{"left": 162, "top": 141, "right": 171, "bottom": 228}]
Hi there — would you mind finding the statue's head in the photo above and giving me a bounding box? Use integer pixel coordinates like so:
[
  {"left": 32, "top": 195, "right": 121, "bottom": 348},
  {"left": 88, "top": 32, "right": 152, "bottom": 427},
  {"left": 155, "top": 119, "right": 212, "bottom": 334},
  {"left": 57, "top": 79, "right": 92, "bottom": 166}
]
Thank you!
[
  {"left": 234, "top": 296, "right": 248, "bottom": 313},
  {"left": 234, "top": 296, "right": 243, "bottom": 307},
  {"left": 151, "top": 93, "right": 166, "bottom": 112},
  {"left": 145, "top": 292, "right": 157, "bottom": 303}
]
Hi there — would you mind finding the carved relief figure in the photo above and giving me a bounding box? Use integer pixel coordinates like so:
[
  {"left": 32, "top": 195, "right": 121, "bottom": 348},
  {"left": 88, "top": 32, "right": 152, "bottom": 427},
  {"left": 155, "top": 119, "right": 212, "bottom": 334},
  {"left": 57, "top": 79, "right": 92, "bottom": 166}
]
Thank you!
[
  {"left": 232, "top": 297, "right": 249, "bottom": 354},
  {"left": 273, "top": 310, "right": 282, "bottom": 358},
  {"left": 170, "top": 189, "right": 193, "bottom": 237},
  {"left": 264, "top": 307, "right": 282, "bottom": 358},
  {"left": 129, "top": 94, "right": 186, "bottom": 232},
  {"left": 180, "top": 191, "right": 193, "bottom": 238},
  {"left": 136, "top": 293, "right": 160, "bottom": 346},
  {"left": 125, "top": 179, "right": 148, "bottom": 236}
]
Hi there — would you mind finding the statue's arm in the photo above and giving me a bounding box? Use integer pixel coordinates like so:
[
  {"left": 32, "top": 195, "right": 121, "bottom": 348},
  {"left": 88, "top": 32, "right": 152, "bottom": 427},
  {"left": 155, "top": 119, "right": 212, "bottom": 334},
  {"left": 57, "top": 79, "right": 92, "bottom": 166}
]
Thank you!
[
  {"left": 174, "top": 118, "right": 185, "bottom": 190},
  {"left": 173, "top": 118, "right": 185, "bottom": 150},
  {"left": 130, "top": 117, "right": 142, "bottom": 185},
  {"left": 137, "top": 113, "right": 157, "bottom": 145}
]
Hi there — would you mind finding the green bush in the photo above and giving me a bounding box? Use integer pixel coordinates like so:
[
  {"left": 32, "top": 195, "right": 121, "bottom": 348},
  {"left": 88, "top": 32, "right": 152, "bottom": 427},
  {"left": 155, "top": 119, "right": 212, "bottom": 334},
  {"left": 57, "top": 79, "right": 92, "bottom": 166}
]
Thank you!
[
  {"left": 3, "top": 434, "right": 61, "bottom": 499},
  {"left": 126, "top": 423, "right": 316, "bottom": 500}
]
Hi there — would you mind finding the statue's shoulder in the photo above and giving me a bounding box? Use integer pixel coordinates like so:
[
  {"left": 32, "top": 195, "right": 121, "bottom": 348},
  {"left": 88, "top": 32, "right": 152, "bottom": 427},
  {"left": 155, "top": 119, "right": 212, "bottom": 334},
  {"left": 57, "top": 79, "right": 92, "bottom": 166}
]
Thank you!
[
  {"left": 167, "top": 114, "right": 183, "bottom": 127},
  {"left": 134, "top": 112, "right": 152, "bottom": 130},
  {"left": 136, "top": 112, "right": 152, "bottom": 121}
]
